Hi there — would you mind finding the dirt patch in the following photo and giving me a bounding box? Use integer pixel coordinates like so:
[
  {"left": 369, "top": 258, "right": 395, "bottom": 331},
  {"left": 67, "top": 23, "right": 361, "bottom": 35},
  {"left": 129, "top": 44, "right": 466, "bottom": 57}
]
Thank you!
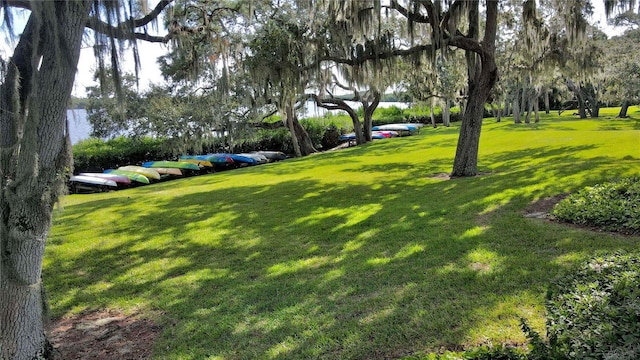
[
  {"left": 523, "top": 195, "right": 567, "bottom": 219},
  {"left": 429, "top": 172, "right": 496, "bottom": 180},
  {"left": 48, "top": 310, "right": 161, "bottom": 360},
  {"left": 429, "top": 172, "right": 452, "bottom": 180}
]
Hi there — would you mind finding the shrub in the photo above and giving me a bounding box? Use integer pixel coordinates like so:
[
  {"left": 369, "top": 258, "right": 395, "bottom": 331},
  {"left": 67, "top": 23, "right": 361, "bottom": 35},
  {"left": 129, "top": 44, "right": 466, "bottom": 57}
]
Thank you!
[
  {"left": 551, "top": 177, "right": 640, "bottom": 234},
  {"left": 543, "top": 251, "right": 640, "bottom": 360},
  {"left": 321, "top": 124, "right": 342, "bottom": 150},
  {"left": 520, "top": 251, "right": 640, "bottom": 359},
  {"left": 73, "top": 136, "right": 171, "bottom": 172},
  {"left": 374, "top": 105, "right": 406, "bottom": 122}
]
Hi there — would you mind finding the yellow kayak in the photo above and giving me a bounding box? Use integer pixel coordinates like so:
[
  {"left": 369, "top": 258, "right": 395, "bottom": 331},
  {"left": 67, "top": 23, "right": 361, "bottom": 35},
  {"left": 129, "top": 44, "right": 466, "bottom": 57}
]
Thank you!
[
  {"left": 154, "top": 167, "right": 183, "bottom": 176},
  {"left": 179, "top": 158, "right": 213, "bottom": 167},
  {"left": 118, "top": 165, "right": 161, "bottom": 180}
]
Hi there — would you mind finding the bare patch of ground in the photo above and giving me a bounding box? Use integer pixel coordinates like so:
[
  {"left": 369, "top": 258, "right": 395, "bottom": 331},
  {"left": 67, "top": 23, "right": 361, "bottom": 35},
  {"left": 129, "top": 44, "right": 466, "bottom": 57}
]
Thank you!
[
  {"left": 429, "top": 172, "right": 452, "bottom": 180},
  {"left": 523, "top": 195, "right": 567, "bottom": 219},
  {"left": 48, "top": 310, "right": 161, "bottom": 360}
]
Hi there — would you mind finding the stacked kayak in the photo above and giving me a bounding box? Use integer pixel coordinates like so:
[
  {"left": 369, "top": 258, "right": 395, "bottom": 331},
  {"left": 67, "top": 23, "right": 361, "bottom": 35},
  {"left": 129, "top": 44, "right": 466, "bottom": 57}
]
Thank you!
[
  {"left": 70, "top": 149, "right": 289, "bottom": 194},
  {"left": 153, "top": 167, "right": 183, "bottom": 176},
  {"left": 340, "top": 130, "right": 399, "bottom": 141},
  {"left": 142, "top": 161, "right": 200, "bottom": 171},
  {"left": 253, "top": 151, "right": 287, "bottom": 162},
  {"left": 118, "top": 166, "right": 161, "bottom": 180},
  {"left": 213, "top": 153, "right": 257, "bottom": 167},
  {"left": 69, "top": 175, "right": 118, "bottom": 193},
  {"left": 180, "top": 154, "right": 235, "bottom": 170},
  {"left": 79, "top": 173, "right": 132, "bottom": 185},
  {"left": 372, "top": 130, "right": 398, "bottom": 138},
  {"left": 178, "top": 158, "right": 213, "bottom": 167},
  {"left": 239, "top": 153, "right": 268, "bottom": 164},
  {"left": 372, "top": 123, "right": 423, "bottom": 135},
  {"left": 104, "top": 169, "right": 151, "bottom": 184}
]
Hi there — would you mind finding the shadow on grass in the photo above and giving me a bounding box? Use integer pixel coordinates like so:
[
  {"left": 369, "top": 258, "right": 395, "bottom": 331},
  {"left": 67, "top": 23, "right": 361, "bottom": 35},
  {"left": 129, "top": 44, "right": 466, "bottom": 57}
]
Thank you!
[{"left": 46, "top": 141, "right": 640, "bottom": 359}]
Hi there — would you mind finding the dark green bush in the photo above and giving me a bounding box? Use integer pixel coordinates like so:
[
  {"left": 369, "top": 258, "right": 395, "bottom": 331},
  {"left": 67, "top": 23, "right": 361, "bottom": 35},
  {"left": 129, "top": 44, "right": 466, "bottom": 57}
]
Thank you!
[
  {"left": 551, "top": 177, "right": 640, "bottom": 234},
  {"left": 519, "top": 251, "right": 640, "bottom": 360},
  {"left": 541, "top": 251, "right": 640, "bottom": 360},
  {"left": 321, "top": 124, "right": 342, "bottom": 150},
  {"left": 73, "top": 136, "right": 171, "bottom": 172}
]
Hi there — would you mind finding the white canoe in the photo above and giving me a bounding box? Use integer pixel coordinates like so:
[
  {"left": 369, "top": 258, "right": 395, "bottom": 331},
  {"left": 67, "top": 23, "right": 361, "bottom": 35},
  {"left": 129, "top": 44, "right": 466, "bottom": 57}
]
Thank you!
[{"left": 70, "top": 175, "right": 117, "bottom": 187}]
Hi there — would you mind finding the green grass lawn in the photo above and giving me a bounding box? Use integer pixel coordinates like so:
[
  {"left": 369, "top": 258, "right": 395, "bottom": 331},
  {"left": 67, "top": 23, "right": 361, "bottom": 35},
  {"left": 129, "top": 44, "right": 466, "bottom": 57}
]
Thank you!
[{"left": 45, "top": 108, "right": 640, "bottom": 359}]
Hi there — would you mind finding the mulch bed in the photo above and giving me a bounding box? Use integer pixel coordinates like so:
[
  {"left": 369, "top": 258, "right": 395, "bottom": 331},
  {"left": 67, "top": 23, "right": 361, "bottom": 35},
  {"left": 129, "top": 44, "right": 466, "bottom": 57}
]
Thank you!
[{"left": 48, "top": 310, "right": 161, "bottom": 360}]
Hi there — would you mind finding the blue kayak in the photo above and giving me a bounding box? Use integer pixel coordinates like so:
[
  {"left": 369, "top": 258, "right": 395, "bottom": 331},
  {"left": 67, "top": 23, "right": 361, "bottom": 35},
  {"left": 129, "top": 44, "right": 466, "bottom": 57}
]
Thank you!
[
  {"left": 212, "top": 153, "right": 257, "bottom": 165},
  {"left": 180, "top": 154, "right": 234, "bottom": 165}
]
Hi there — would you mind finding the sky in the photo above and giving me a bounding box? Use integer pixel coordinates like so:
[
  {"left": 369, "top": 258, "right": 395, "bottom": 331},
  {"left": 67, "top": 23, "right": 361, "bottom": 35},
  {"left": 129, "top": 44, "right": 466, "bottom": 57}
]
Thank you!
[
  {"left": 1, "top": 2, "right": 629, "bottom": 98},
  {"left": 73, "top": 39, "right": 167, "bottom": 97}
]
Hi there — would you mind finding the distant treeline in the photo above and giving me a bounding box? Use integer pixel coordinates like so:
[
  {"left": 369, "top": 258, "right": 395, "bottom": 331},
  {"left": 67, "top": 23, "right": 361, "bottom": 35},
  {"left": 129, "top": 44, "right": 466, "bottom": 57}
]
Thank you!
[{"left": 70, "top": 97, "right": 88, "bottom": 109}]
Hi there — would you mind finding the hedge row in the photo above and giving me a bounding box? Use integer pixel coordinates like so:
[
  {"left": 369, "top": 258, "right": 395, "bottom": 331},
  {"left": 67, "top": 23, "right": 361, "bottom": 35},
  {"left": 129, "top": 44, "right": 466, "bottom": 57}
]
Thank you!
[
  {"left": 72, "top": 121, "right": 336, "bottom": 173},
  {"left": 552, "top": 177, "right": 640, "bottom": 234}
]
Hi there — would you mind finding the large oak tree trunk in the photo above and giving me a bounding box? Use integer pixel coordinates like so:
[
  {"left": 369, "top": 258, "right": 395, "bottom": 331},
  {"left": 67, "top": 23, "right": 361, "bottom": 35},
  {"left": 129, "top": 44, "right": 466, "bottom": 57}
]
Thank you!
[
  {"left": 291, "top": 115, "right": 317, "bottom": 156},
  {"left": 1, "top": 3, "right": 90, "bottom": 359},
  {"left": 513, "top": 89, "right": 521, "bottom": 124},
  {"left": 352, "top": 116, "right": 366, "bottom": 145},
  {"left": 618, "top": 100, "right": 630, "bottom": 118},
  {"left": 362, "top": 90, "right": 380, "bottom": 142},
  {"left": 285, "top": 103, "right": 303, "bottom": 157},
  {"left": 544, "top": 87, "right": 550, "bottom": 114},
  {"left": 451, "top": 0, "right": 498, "bottom": 177},
  {"left": 442, "top": 99, "right": 451, "bottom": 127},
  {"left": 566, "top": 79, "right": 587, "bottom": 119}
]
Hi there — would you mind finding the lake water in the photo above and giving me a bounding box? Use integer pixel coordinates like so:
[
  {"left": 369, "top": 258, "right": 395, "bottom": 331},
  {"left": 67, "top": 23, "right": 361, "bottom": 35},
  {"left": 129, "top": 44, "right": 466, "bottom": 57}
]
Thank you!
[
  {"left": 66, "top": 101, "right": 411, "bottom": 145},
  {"left": 67, "top": 109, "right": 91, "bottom": 144}
]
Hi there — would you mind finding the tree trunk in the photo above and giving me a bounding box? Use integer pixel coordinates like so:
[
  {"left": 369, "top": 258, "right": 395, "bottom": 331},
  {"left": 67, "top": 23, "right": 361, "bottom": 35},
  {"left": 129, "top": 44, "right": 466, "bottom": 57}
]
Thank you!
[
  {"left": 534, "top": 93, "right": 540, "bottom": 123},
  {"left": 442, "top": 98, "right": 451, "bottom": 127},
  {"left": 291, "top": 116, "right": 317, "bottom": 156},
  {"left": 566, "top": 79, "right": 587, "bottom": 119},
  {"left": 525, "top": 89, "right": 533, "bottom": 124},
  {"left": 503, "top": 98, "right": 510, "bottom": 117},
  {"left": 513, "top": 93, "right": 521, "bottom": 124},
  {"left": 362, "top": 90, "right": 381, "bottom": 142},
  {"left": 451, "top": 0, "right": 498, "bottom": 177},
  {"left": 589, "top": 94, "right": 600, "bottom": 118},
  {"left": 430, "top": 100, "right": 436, "bottom": 128},
  {"left": 352, "top": 116, "right": 365, "bottom": 144},
  {"left": 491, "top": 102, "right": 501, "bottom": 123},
  {"left": 591, "top": 103, "right": 600, "bottom": 118},
  {"left": 544, "top": 87, "right": 550, "bottom": 114},
  {"left": 521, "top": 86, "right": 527, "bottom": 121},
  {"left": 578, "top": 96, "right": 587, "bottom": 119},
  {"left": 618, "top": 100, "right": 630, "bottom": 118},
  {"left": 285, "top": 103, "right": 302, "bottom": 157},
  {"left": 1, "top": 3, "right": 91, "bottom": 359}
]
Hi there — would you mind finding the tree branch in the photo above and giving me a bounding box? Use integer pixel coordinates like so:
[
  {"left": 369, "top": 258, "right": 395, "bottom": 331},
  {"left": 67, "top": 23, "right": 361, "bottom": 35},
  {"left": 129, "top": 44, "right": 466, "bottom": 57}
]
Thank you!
[
  {"left": 386, "top": 0, "right": 430, "bottom": 23},
  {"left": 315, "top": 44, "right": 434, "bottom": 68},
  {"left": 85, "top": 1, "right": 174, "bottom": 43},
  {"left": 133, "top": 0, "right": 173, "bottom": 28},
  {"left": 7, "top": 0, "right": 173, "bottom": 43}
]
